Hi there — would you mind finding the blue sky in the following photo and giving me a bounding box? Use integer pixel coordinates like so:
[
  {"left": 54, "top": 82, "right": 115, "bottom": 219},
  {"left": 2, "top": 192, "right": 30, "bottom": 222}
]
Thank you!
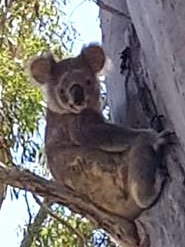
[
  {"left": 0, "top": 1, "right": 101, "bottom": 246},
  {"left": 65, "top": 0, "right": 102, "bottom": 54}
]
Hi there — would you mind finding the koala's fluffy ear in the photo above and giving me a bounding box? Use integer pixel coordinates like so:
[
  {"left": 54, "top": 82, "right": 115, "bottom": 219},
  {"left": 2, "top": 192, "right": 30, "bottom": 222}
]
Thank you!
[
  {"left": 29, "top": 53, "right": 56, "bottom": 85},
  {"left": 80, "top": 44, "right": 105, "bottom": 73}
]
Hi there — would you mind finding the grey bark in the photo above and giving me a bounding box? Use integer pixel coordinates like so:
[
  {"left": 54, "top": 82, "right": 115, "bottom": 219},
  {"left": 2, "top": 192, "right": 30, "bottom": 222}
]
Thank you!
[{"left": 100, "top": 0, "right": 185, "bottom": 246}]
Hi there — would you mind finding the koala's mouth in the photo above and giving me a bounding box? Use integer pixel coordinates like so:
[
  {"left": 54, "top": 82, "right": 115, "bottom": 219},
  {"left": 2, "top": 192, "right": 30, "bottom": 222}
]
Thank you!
[{"left": 69, "top": 104, "right": 86, "bottom": 114}]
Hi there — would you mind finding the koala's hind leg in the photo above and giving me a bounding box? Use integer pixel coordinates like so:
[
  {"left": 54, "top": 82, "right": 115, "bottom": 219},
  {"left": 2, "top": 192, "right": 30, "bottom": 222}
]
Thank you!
[{"left": 128, "top": 140, "right": 166, "bottom": 209}]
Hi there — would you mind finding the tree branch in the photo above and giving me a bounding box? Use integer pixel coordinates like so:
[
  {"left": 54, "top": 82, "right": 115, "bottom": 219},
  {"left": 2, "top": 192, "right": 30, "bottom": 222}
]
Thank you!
[
  {"left": 0, "top": 162, "right": 99, "bottom": 222},
  {"left": 20, "top": 198, "right": 49, "bottom": 247},
  {"left": 0, "top": 162, "right": 139, "bottom": 246},
  {"left": 33, "top": 195, "right": 86, "bottom": 247}
]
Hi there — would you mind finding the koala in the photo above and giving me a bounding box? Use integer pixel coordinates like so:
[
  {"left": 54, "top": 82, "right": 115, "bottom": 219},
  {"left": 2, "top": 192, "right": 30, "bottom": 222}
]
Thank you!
[{"left": 29, "top": 44, "right": 170, "bottom": 246}]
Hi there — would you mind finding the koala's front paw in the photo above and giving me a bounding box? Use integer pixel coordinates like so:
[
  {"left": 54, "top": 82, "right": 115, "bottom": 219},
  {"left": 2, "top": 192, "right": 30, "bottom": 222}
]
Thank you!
[{"left": 153, "top": 129, "right": 175, "bottom": 151}]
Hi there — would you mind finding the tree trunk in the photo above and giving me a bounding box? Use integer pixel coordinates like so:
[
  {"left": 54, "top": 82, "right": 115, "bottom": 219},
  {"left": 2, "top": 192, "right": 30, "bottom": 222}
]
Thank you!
[{"left": 100, "top": 0, "right": 185, "bottom": 246}]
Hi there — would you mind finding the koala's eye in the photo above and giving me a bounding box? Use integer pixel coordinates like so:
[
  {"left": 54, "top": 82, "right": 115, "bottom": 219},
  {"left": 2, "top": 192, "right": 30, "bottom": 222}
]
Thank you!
[
  {"left": 60, "top": 88, "right": 65, "bottom": 94},
  {"left": 86, "top": 79, "right": 91, "bottom": 86}
]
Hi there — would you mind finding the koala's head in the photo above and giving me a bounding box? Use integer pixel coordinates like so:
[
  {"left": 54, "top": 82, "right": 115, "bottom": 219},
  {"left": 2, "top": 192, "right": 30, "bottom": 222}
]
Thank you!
[{"left": 29, "top": 44, "right": 105, "bottom": 114}]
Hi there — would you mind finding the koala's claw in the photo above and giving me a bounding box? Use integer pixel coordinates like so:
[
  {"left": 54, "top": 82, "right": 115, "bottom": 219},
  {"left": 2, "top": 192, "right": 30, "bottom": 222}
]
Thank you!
[
  {"left": 159, "top": 129, "right": 174, "bottom": 139},
  {"left": 153, "top": 130, "right": 175, "bottom": 151},
  {"left": 136, "top": 221, "right": 150, "bottom": 247},
  {"left": 159, "top": 165, "right": 169, "bottom": 178},
  {"left": 150, "top": 114, "right": 165, "bottom": 131}
]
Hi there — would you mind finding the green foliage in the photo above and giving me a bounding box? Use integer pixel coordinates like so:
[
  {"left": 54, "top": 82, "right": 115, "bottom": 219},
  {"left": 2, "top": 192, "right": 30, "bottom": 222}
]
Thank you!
[
  {"left": 0, "top": 46, "right": 42, "bottom": 149},
  {"left": 0, "top": 1, "right": 115, "bottom": 247},
  {"left": 0, "top": 0, "right": 75, "bottom": 161},
  {"left": 32, "top": 210, "right": 94, "bottom": 247},
  {"left": 30, "top": 205, "right": 117, "bottom": 247},
  {"left": 0, "top": 1, "right": 98, "bottom": 246}
]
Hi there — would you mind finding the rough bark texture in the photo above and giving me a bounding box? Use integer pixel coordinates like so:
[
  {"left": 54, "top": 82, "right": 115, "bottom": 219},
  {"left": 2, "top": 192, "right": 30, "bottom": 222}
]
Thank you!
[{"left": 100, "top": 1, "right": 185, "bottom": 246}]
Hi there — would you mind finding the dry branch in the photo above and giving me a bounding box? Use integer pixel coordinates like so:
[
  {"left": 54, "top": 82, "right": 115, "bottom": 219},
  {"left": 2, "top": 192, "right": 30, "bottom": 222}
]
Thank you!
[{"left": 0, "top": 162, "right": 137, "bottom": 246}]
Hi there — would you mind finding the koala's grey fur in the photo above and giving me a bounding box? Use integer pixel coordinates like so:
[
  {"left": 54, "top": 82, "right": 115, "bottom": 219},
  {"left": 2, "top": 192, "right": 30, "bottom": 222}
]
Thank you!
[{"left": 29, "top": 44, "right": 171, "bottom": 247}]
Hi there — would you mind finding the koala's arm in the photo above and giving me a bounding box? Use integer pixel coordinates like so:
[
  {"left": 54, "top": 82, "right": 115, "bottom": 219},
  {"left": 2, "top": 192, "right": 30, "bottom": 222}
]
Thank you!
[{"left": 72, "top": 122, "right": 154, "bottom": 152}]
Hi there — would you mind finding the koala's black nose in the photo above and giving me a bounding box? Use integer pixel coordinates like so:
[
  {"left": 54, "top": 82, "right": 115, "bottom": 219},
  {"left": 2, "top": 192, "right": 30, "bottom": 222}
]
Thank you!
[{"left": 70, "top": 84, "right": 85, "bottom": 105}]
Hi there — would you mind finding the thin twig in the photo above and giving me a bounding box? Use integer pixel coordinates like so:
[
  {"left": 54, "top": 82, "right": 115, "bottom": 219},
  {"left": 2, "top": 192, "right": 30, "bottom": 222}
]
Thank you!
[
  {"left": 33, "top": 194, "right": 86, "bottom": 247},
  {"left": 69, "top": 0, "right": 86, "bottom": 18},
  {"left": 20, "top": 198, "right": 49, "bottom": 247},
  {"left": 24, "top": 191, "right": 33, "bottom": 226}
]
